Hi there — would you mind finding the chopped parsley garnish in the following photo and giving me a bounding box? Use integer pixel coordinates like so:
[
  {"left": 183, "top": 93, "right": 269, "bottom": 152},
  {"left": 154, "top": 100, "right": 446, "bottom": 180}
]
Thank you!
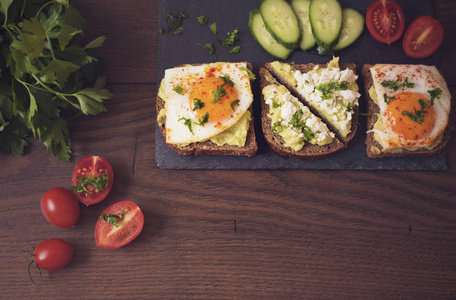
[
  {"left": 401, "top": 88, "right": 442, "bottom": 123},
  {"left": 196, "top": 112, "right": 209, "bottom": 126},
  {"left": 240, "top": 67, "right": 256, "bottom": 80},
  {"left": 217, "top": 29, "right": 239, "bottom": 48},
  {"left": 272, "top": 121, "right": 282, "bottom": 133},
  {"left": 383, "top": 94, "right": 395, "bottom": 104},
  {"left": 210, "top": 23, "right": 217, "bottom": 34},
  {"left": 213, "top": 83, "right": 228, "bottom": 103},
  {"left": 229, "top": 46, "right": 242, "bottom": 54},
  {"left": 289, "top": 109, "right": 315, "bottom": 141},
  {"left": 381, "top": 77, "right": 415, "bottom": 91},
  {"left": 428, "top": 87, "right": 443, "bottom": 105},
  {"left": 220, "top": 75, "right": 235, "bottom": 87},
  {"left": 197, "top": 43, "right": 216, "bottom": 58},
  {"left": 163, "top": 12, "right": 187, "bottom": 35},
  {"left": 230, "top": 100, "right": 240, "bottom": 111},
  {"left": 100, "top": 207, "right": 130, "bottom": 228},
  {"left": 173, "top": 85, "right": 185, "bottom": 94},
  {"left": 193, "top": 98, "right": 205, "bottom": 110},
  {"left": 197, "top": 15, "right": 208, "bottom": 25},
  {"left": 317, "top": 81, "right": 348, "bottom": 100},
  {"left": 272, "top": 102, "right": 282, "bottom": 108},
  {"left": 178, "top": 117, "right": 194, "bottom": 134},
  {"left": 71, "top": 172, "right": 110, "bottom": 195}
]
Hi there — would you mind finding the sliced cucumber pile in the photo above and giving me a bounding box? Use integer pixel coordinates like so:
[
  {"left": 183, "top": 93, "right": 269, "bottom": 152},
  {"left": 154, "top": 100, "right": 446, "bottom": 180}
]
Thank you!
[{"left": 248, "top": 0, "right": 364, "bottom": 58}]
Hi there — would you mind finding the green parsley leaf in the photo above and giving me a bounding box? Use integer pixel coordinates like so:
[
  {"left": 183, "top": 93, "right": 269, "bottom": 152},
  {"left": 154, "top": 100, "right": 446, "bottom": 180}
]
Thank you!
[
  {"left": 197, "top": 43, "right": 216, "bottom": 58},
  {"left": 240, "top": 67, "right": 256, "bottom": 80},
  {"left": 317, "top": 81, "right": 348, "bottom": 100},
  {"left": 173, "top": 85, "right": 185, "bottom": 94},
  {"left": 272, "top": 121, "right": 282, "bottom": 133},
  {"left": 289, "top": 109, "right": 315, "bottom": 141},
  {"left": 197, "top": 15, "right": 208, "bottom": 25},
  {"left": 220, "top": 75, "right": 235, "bottom": 87},
  {"left": 210, "top": 22, "right": 217, "bottom": 34},
  {"left": 217, "top": 29, "right": 239, "bottom": 47},
  {"left": 428, "top": 87, "right": 442, "bottom": 105},
  {"left": 195, "top": 112, "right": 209, "bottom": 126},
  {"left": 100, "top": 207, "right": 130, "bottom": 228},
  {"left": 229, "top": 46, "right": 242, "bottom": 53},
  {"left": 230, "top": 99, "right": 240, "bottom": 111},
  {"left": 383, "top": 94, "right": 395, "bottom": 104},
  {"left": 213, "top": 83, "right": 227, "bottom": 103},
  {"left": 381, "top": 77, "right": 415, "bottom": 91},
  {"left": 178, "top": 117, "right": 193, "bottom": 134},
  {"left": 71, "top": 172, "right": 110, "bottom": 194},
  {"left": 193, "top": 98, "right": 205, "bottom": 110}
]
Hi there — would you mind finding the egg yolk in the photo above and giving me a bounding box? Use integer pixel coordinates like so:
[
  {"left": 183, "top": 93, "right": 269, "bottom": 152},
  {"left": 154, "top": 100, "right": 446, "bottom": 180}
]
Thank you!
[
  {"left": 189, "top": 76, "right": 239, "bottom": 124},
  {"left": 385, "top": 92, "right": 436, "bottom": 141}
]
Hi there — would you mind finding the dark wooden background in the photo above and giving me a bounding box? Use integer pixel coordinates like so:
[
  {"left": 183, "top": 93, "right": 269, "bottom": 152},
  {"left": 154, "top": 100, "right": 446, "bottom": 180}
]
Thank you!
[{"left": 1, "top": 0, "right": 455, "bottom": 299}]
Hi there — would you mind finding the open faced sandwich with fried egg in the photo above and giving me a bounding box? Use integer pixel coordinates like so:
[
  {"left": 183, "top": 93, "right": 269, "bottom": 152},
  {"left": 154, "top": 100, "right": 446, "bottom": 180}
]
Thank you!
[
  {"left": 260, "top": 57, "right": 361, "bottom": 159},
  {"left": 156, "top": 62, "right": 258, "bottom": 156},
  {"left": 362, "top": 64, "right": 453, "bottom": 158}
]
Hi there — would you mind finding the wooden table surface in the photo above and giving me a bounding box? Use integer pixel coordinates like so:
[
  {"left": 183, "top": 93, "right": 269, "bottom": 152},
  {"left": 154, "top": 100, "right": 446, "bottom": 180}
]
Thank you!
[{"left": 1, "top": 0, "right": 455, "bottom": 299}]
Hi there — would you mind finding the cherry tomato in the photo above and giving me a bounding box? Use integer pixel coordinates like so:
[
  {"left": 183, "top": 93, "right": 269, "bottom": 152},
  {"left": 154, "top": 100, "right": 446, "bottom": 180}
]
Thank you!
[
  {"left": 33, "top": 239, "right": 73, "bottom": 271},
  {"left": 95, "top": 200, "right": 144, "bottom": 249},
  {"left": 41, "top": 187, "right": 80, "bottom": 228},
  {"left": 402, "top": 16, "right": 444, "bottom": 59},
  {"left": 71, "top": 155, "right": 114, "bottom": 206},
  {"left": 366, "top": 0, "right": 405, "bottom": 45}
]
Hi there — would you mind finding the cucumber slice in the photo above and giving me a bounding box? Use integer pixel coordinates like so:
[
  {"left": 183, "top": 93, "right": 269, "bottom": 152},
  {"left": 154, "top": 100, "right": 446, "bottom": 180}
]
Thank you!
[
  {"left": 309, "top": 0, "right": 343, "bottom": 50},
  {"left": 291, "top": 0, "right": 316, "bottom": 51},
  {"left": 333, "top": 8, "right": 364, "bottom": 51},
  {"left": 249, "top": 9, "right": 292, "bottom": 60},
  {"left": 260, "top": 0, "right": 301, "bottom": 49}
]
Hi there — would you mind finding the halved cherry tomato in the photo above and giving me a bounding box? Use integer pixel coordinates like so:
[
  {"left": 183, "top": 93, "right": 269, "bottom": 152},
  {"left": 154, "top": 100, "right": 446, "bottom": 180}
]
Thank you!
[
  {"left": 71, "top": 155, "right": 114, "bottom": 206},
  {"left": 366, "top": 0, "right": 405, "bottom": 45},
  {"left": 402, "top": 16, "right": 444, "bottom": 59},
  {"left": 41, "top": 187, "right": 80, "bottom": 228},
  {"left": 95, "top": 200, "right": 144, "bottom": 249}
]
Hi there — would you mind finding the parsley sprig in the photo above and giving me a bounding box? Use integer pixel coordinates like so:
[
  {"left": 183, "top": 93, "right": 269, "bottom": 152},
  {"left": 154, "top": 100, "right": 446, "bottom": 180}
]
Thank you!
[
  {"left": 289, "top": 109, "right": 315, "bottom": 141},
  {"left": 317, "top": 81, "right": 348, "bottom": 100},
  {"left": 381, "top": 77, "right": 415, "bottom": 91},
  {"left": 0, "top": 0, "right": 112, "bottom": 161},
  {"left": 401, "top": 88, "right": 443, "bottom": 123}
]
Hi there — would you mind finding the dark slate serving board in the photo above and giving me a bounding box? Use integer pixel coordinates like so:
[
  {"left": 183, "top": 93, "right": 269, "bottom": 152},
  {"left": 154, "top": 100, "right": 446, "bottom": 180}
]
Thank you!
[{"left": 155, "top": 0, "right": 448, "bottom": 170}]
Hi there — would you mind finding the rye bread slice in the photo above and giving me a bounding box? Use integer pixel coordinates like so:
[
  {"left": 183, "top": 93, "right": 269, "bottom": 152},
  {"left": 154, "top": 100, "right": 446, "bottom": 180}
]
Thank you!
[
  {"left": 259, "top": 68, "right": 346, "bottom": 160},
  {"left": 362, "top": 64, "right": 455, "bottom": 158},
  {"left": 265, "top": 62, "right": 359, "bottom": 145},
  {"left": 156, "top": 62, "right": 258, "bottom": 157}
]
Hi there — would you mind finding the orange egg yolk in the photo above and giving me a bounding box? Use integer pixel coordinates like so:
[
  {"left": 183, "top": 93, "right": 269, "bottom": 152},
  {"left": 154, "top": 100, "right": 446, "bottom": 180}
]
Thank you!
[
  {"left": 385, "top": 92, "right": 436, "bottom": 141},
  {"left": 189, "top": 77, "right": 238, "bottom": 124}
]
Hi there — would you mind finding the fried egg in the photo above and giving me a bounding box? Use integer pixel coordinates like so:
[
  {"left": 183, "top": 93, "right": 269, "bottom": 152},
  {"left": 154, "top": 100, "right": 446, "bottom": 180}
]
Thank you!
[
  {"left": 370, "top": 64, "right": 451, "bottom": 150},
  {"left": 164, "top": 62, "right": 253, "bottom": 144}
]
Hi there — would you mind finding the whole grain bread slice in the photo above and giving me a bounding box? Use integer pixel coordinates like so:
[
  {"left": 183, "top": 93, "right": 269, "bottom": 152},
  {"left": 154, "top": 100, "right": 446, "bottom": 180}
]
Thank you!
[
  {"left": 265, "top": 62, "right": 359, "bottom": 145},
  {"left": 259, "top": 68, "right": 345, "bottom": 160},
  {"left": 362, "top": 64, "right": 454, "bottom": 158},
  {"left": 156, "top": 62, "right": 258, "bottom": 157}
]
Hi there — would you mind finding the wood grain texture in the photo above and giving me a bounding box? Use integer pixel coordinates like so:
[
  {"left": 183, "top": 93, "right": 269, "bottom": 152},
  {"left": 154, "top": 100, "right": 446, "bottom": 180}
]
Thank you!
[{"left": 1, "top": 0, "right": 456, "bottom": 299}]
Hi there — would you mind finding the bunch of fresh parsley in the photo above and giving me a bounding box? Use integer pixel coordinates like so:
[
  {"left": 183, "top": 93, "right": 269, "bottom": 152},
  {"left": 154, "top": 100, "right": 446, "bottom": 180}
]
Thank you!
[{"left": 0, "top": 0, "right": 112, "bottom": 161}]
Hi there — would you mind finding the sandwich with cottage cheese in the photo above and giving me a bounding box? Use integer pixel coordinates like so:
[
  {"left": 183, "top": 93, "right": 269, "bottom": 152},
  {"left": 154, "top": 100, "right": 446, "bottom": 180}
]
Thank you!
[
  {"left": 259, "top": 57, "right": 360, "bottom": 159},
  {"left": 264, "top": 57, "right": 361, "bottom": 145}
]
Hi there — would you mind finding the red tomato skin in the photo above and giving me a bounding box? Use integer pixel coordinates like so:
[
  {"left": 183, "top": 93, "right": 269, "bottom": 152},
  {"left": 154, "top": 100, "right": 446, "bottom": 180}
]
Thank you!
[
  {"left": 95, "top": 200, "right": 144, "bottom": 249},
  {"left": 41, "top": 187, "right": 80, "bottom": 228},
  {"left": 71, "top": 155, "right": 114, "bottom": 206},
  {"left": 366, "top": 0, "right": 405, "bottom": 45},
  {"left": 402, "top": 16, "right": 444, "bottom": 59},
  {"left": 34, "top": 239, "right": 73, "bottom": 271}
]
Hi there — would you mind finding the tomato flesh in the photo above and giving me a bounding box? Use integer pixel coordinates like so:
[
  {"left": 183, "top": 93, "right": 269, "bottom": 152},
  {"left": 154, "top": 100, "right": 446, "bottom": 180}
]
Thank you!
[
  {"left": 71, "top": 155, "right": 114, "bottom": 206},
  {"left": 34, "top": 239, "right": 73, "bottom": 271},
  {"left": 366, "top": 0, "right": 405, "bottom": 45},
  {"left": 95, "top": 200, "right": 144, "bottom": 249},
  {"left": 41, "top": 187, "right": 80, "bottom": 228},
  {"left": 403, "top": 16, "right": 444, "bottom": 59}
]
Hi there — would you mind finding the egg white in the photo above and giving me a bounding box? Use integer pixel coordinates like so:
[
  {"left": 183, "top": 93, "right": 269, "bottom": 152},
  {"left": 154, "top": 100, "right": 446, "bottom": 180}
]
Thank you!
[
  {"left": 164, "top": 62, "right": 253, "bottom": 144},
  {"left": 370, "top": 64, "right": 451, "bottom": 149}
]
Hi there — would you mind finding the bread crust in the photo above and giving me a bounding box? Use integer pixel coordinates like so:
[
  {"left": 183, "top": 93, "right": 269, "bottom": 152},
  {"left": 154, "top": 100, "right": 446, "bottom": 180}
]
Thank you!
[
  {"left": 362, "top": 64, "right": 455, "bottom": 158},
  {"left": 156, "top": 62, "right": 258, "bottom": 157},
  {"left": 259, "top": 68, "right": 346, "bottom": 160},
  {"left": 265, "top": 62, "right": 359, "bottom": 145}
]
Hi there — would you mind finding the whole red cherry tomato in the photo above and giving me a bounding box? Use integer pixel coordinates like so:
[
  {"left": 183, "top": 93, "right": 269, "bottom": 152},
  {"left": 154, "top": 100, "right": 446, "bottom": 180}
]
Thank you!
[
  {"left": 41, "top": 187, "right": 80, "bottom": 228},
  {"left": 71, "top": 155, "right": 114, "bottom": 206}
]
